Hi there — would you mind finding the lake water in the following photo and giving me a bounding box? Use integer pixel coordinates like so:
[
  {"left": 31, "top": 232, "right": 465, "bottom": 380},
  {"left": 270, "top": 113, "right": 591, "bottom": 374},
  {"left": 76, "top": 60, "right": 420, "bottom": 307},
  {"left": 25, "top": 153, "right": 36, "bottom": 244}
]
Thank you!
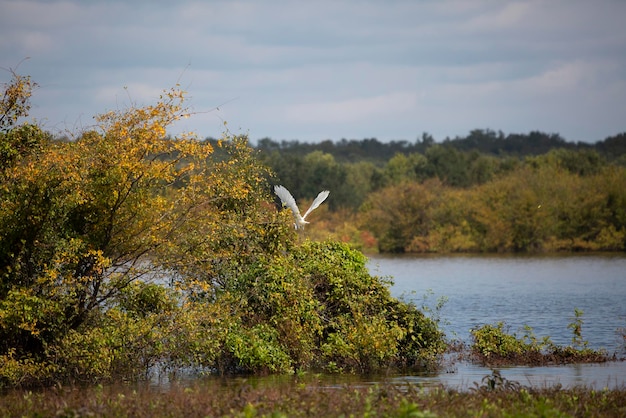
[{"left": 367, "top": 253, "right": 626, "bottom": 389}]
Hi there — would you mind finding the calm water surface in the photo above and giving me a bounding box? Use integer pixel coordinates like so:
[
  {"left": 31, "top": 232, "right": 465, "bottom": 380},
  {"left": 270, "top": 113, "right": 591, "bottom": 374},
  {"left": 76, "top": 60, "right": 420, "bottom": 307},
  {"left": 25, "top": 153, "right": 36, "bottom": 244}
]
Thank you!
[{"left": 368, "top": 253, "right": 626, "bottom": 389}]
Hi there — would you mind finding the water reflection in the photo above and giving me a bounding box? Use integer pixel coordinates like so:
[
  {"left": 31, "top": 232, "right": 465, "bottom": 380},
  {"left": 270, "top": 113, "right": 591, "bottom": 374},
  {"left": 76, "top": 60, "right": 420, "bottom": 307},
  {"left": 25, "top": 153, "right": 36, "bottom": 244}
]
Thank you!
[
  {"left": 156, "top": 360, "right": 626, "bottom": 393},
  {"left": 388, "top": 361, "right": 626, "bottom": 391}
]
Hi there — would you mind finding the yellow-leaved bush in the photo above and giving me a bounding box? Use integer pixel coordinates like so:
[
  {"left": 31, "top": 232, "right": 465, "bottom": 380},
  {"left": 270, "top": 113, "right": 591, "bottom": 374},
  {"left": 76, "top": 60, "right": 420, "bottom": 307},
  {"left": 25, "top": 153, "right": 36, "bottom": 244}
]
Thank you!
[{"left": 0, "top": 72, "right": 445, "bottom": 386}]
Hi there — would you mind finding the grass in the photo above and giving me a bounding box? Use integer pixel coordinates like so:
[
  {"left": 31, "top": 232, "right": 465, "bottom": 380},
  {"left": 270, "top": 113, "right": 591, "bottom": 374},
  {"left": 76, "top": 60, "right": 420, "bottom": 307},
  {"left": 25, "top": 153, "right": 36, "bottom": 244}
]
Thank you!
[{"left": 1, "top": 376, "right": 626, "bottom": 417}]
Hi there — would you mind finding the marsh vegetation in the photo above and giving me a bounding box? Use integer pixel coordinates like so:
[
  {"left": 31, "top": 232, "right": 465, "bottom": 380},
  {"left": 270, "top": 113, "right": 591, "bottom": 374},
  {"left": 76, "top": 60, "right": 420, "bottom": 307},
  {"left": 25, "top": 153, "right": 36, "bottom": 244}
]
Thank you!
[
  {"left": 2, "top": 375, "right": 626, "bottom": 417},
  {"left": 2, "top": 70, "right": 625, "bottom": 415}
]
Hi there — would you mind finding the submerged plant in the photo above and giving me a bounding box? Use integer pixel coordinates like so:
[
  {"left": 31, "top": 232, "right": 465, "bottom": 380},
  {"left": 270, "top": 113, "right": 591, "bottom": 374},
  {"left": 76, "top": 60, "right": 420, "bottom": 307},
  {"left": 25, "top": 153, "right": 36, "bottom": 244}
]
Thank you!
[
  {"left": 549, "top": 308, "right": 609, "bottom": 362},
  {"left": 472, "top": 369, "right": 523, "bottom": 392},
  {"left": 470, "top": 312, "right": 610, "bottom": 366},
  {"left": 471, "top": 322, "right": 528, "bottom": 358},
  {"left": 568, "top": 308, "right": 588, "bottom": 348}
]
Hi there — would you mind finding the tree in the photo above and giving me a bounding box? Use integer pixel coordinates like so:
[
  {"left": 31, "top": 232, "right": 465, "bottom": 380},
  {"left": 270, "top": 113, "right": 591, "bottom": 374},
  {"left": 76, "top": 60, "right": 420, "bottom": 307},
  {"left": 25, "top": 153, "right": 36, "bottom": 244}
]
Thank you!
[
  {"left": 0, "top": 67, "right": 36, "bottom": 132},
  {"left": 1, "top": 68, "right": 45, "bottom": 169},
  {"left": 1, "top": 73, "right": 446, "bottom": 385},
  {"left": 425, "top": 145, "right": 471, "bottom": 187},
  {"left": 384, "top": 152, "right": 427, "bottom": 185},
  {"left": 0, "top": 80, "right": 289, "bottom": 363},
  {"left": 360, "top": 181, "right": 440, "bottom": 252}
]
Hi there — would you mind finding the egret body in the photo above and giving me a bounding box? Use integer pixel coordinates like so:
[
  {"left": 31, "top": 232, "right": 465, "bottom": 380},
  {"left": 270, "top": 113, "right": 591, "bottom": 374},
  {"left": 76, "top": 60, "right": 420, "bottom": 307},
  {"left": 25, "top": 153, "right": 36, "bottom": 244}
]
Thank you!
[{"left": 274, "top": 185, "right": 329, "bottom": 230}]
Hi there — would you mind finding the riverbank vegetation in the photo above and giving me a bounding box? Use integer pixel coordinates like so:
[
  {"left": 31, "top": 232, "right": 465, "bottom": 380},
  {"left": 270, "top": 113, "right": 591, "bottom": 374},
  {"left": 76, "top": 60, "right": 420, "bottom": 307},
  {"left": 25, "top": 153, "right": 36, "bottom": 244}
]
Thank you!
[{"left": 0, "top": 71, "right": 445, "bottom": 388}]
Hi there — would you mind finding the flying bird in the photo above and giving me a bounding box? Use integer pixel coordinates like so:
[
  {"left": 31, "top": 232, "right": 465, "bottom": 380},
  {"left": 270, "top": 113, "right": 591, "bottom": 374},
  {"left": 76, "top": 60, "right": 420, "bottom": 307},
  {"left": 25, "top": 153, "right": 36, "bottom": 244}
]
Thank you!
[{"left": 274, "top": 185, "right": 330, "bottom": 230}]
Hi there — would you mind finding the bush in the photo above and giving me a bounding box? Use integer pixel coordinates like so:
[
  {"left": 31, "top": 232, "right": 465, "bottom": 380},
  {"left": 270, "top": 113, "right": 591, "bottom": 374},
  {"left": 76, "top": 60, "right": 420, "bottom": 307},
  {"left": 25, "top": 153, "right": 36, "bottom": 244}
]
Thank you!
[
  {"left": 470, "top": 316, "right": 610, "bottom": 366},
  {"left": 471, "top": 322, "right": 540, "bottom": 359},
  {"left": 201, "top": 240, "right": 446, "bottom": 374},
  {"left": 0, "top": 71, "right": 446, "bottom": 387}
]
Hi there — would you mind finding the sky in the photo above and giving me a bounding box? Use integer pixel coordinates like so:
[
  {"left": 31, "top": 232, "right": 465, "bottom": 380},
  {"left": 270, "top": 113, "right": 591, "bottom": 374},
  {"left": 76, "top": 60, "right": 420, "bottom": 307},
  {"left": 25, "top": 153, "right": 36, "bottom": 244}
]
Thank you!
[{"left": 1, "top": 0, "right": 625, "bottom": 144}]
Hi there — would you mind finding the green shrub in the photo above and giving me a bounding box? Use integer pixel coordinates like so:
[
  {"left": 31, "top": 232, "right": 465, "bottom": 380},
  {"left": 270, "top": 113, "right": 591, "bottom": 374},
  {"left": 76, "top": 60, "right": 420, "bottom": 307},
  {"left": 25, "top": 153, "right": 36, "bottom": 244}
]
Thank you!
[
  {"left": 471, "top": 315, "right": 609, "bottom": 366},
  {"left": 471, "top": 322, "right": 544, "bottom": 359},
  {"left": 117, "top": 282, "right": 178, "bottom": 318},
  {"left": 225, "top": 324, "right": 293, "bottom": 374},
  {"left": 206, "top": 240, "right": 446, "bottom": 374},
  {"left": 292, "top": 240, "right": 446, "bottom": 372}
]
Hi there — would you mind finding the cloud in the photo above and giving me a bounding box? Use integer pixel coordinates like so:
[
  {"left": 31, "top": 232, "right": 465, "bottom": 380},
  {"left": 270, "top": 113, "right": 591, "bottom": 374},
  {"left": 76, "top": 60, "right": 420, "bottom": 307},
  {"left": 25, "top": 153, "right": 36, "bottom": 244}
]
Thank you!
[
  {"left": 283, "top": 92, "right": 417, "bottom": 125},
  {"left": 1, "top": 0, "right": 625, "bottom": 143},
  {"left": 460, "top": 2, "right": 533, "bottom": 32}
]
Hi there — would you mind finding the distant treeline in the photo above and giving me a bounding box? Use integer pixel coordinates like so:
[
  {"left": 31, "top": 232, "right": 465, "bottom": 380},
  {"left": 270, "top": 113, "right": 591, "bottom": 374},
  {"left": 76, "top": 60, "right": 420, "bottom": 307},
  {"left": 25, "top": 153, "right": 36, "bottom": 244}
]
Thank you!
[
  {"left": 240, "top": 130, "right": 625, "bottom": 211},
  {"left": 252, "top": 130, "right": 626, "bottom": 164},
  {"left": 235, "top": 129, "right": 626, "bottom": 253}
]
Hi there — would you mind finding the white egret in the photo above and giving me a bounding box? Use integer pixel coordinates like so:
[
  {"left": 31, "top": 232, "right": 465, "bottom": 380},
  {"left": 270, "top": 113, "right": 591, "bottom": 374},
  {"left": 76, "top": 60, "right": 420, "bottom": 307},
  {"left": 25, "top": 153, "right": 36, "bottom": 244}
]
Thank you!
[{"left": 274, "top": 185, "right": 330, "bottom": 230}]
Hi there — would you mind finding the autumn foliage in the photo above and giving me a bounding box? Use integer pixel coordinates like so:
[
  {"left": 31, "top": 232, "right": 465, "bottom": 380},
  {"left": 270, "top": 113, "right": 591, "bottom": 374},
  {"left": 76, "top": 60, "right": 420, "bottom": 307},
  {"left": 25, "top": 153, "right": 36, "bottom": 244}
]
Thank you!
[
  {"left": 359, "top": 162, "right": 626, "bottom": 253},
  {"left": 0, "top": 72, "right": 445, "bottom": 387}
]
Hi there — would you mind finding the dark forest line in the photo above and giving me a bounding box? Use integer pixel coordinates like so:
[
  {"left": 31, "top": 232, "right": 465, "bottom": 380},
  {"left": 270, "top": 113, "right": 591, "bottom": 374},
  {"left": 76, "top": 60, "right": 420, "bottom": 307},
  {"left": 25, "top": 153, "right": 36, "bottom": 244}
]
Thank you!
[{"left": 251, "top": 129, "right": 626, "bottom": 164}]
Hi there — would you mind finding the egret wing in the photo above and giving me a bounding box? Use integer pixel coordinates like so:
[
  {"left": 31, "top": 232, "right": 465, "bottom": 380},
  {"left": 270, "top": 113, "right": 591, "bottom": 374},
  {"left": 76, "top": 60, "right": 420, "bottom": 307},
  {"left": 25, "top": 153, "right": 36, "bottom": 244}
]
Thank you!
[
  {"left": 274, "top": 185, "right": 301, "bottom": 216},
  {"left": 302, "top": 190, "right": 330, "bottom": 220}
]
